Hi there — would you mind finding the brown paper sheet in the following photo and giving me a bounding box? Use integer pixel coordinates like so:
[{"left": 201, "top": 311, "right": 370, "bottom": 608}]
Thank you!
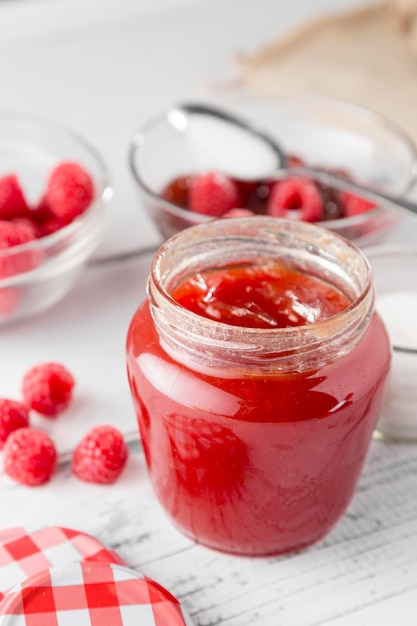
[{"left": 233, "top": 2, "right": 417, "bottom": 143}]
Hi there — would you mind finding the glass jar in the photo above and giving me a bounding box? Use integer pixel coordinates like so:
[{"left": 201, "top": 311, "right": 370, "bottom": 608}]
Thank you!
[{"left": 126, "top": 217, "right": 391, "bottom": 556}]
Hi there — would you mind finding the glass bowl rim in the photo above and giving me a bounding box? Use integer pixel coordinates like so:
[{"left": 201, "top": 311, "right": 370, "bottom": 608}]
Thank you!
[
  {"left": 128, "top": 92, "right": 417, "bottom": 229},
  {"left": 0, "top": 108, "right": 112, "bottom": 255}
]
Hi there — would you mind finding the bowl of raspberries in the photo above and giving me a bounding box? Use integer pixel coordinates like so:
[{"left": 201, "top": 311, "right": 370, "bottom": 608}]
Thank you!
[
  {"left": 0, "top": 110, "right": 111, "bottom": 324},
  {"left": 129, "top": 94, "right": 417, "bottom": 245}
]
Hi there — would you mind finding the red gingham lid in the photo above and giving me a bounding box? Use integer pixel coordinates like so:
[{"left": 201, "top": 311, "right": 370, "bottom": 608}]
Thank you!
[
  {"left": 0, "top": 527, "right": 125, "bottom": 602},
  {"left": 0, "top": 560, "right": 193, "bottom": 626}
]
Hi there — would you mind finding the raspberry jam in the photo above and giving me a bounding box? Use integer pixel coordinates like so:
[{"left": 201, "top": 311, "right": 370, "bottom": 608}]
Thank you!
[{"left": 126, "top": 217, "right": 391, "bottom": 556}]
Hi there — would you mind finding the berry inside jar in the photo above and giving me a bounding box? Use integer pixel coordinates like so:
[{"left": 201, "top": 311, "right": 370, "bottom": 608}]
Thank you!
[{"left": 160, "top": 155, "right": 376, "bottom": 222}]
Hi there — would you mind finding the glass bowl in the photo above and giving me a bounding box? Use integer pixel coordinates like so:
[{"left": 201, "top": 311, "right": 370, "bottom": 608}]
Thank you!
[
  {"left": 365, "top": 244, "right": 417, "bottom": 442},
  {"left": 128, "top": 94, "right": 417, "bottom": 245},
  {"left": 0, "top": 110, "right": 111, "bottom": 325}
]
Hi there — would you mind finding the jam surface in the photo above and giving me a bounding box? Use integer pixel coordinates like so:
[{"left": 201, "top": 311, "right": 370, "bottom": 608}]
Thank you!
[
  {"left": 171, "top": 262, "right": 350, "bottom": 328},
  {"left": 126, "top": 262, "right": 390, "bottom": 556}
]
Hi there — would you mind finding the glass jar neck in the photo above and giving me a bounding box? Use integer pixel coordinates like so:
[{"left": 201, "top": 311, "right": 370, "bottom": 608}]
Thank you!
[{"left": 147, "top": 217, "right": 375, "bottom": 374}]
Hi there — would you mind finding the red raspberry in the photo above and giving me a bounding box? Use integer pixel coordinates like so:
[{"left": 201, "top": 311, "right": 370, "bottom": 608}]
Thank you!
[
  {"left": 29, "top": 196, "right": 66, "bottom": 237},
  {"left": 22, "top": 362, "right": 75, "bottom": 417},
  {"left": 267, "top": 178, "right": 323, "bottom": 222},
  {"left": 45, "top": 161, "right": 95, "bottom": 223},
  {"left": 189, "top": 171, "right": 242, "bottom": 217},
  {"left": 0, "top": 174, "right": 29, "bottom": 221},
  {"left": 3, "top": 427, "right": 57, "bottom": 486},
  {"left": 0, "top": 398, "right": 29, "bottom": 449},
  {"left": 10, "top": 217, "right": 42, "bottom": 238},
  {"left": 341, "top": 191, "right": 376, "bottom": 216},
  {"left": 0, "top": 220, "right": 41, "bottom": 279},
  {"left": 72, "top": 425, "right": 128, "bottom": 484}
]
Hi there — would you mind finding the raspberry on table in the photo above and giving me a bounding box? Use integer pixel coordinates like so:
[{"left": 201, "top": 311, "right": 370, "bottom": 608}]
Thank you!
[
  {"left": 0, "top": 219, "right": 41, "bottom": 279},
  {"left": 267, "top": 177, "right": 323, "bottom": 222},
  {"left": 3, "top": 427, "right": 57, "bottom": 486},
  {"left": 22, "top": 362, "right": 75, "bottom": 417},
  {"left": 72, "top": 425, "right": 128, "bottom": 484},
  {"left": 0, "top": 174, "right": 29, "bottom": 221},
  {"left": 0, "top": 398, "right": 29, "bottom": 449},
  {"left": 45, "top": 161, "right": 95, "bottom": 223},
  {"left": 189, "top": 171, "right": 242, "bottom": 217}
]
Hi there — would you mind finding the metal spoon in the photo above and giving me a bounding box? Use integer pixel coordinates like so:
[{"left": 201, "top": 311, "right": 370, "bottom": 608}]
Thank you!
[{"left": 169, "top": 102, "right": 417, "bottom": 219}]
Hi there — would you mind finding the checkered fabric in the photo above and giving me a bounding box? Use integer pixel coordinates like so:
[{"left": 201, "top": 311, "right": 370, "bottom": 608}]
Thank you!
[
  {"left": 0, "top": 561, "right": 192, "bottom": 626},
  {"left": 0, "top": 527, "right": 125, "bottom": 602}
]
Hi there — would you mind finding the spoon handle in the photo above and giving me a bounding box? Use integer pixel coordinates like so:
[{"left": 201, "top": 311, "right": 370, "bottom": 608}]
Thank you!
[{"left": 279, "top": 167, "right": 417, "bottom": 219}]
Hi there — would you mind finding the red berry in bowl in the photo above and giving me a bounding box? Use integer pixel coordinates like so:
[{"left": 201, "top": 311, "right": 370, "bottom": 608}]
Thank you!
[
  {"left": 0, "top": 219, "right": 41, "bottom": 279},
  {"left": 72, "top": 425, "right": 128, "bottom": 484},
  {"left": 22, "top": 362, "right": 75, "bottom": 417},
  {"left": 45, "top": 161, "right": 94, "bottom": 223},
  {"left": 0, "top": 174, "right": 29, "bottom": 221},
  {"left": 267, "top": 177, "right": 323, "bottom": 222},
  {"left": 189, "top": 171, "right": 242, "bottom": 217},
  {"left": 0, "top": 398, "right": 29, "bottom": 448},
  {"left": 3, "top": 427, "right": 57, "bottom": 486}
]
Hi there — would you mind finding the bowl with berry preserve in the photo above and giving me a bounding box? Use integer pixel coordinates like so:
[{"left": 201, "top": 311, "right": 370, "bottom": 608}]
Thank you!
[
  {"left": 0, "top": 110, "right": 111, "bottom": 325},
  {"left": 128, "top": 94, "right": 417, "bottom": 245}
]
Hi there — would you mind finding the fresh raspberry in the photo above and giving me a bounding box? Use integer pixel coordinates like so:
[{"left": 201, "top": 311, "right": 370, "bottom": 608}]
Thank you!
[
  {"left": 0, "top": 399, "right": 29, "bottom": 449},
  {"left": 189, "top": 171, "right": 242, "bottom": 217},
  {"left": 22, "top": 362, "right": 75, "bottom": 417},
  {"left": 0, "top": 219, "right": 41, "bottom": 279},
  {"left": 3, "top": 427, "right": 57, "bottom": 486},
  {"left": 267, "top": 177, "right": 323, "bottom": 222},
  {"left": 45, "top": 161, "right": 95, "bottom": 223},
  {"left": 341, "top": 191, "right": 376, "bottom": 216},
  {"left": 72, "top": 425, "right": 128, "bottom": 484},
  {"left": 10, "top": 217, "right": 41, "bottom": 238},
  {"left": 0, "top": 174, "right": 29, "bottom": 221},
  {"left": 29, "top": 196, "right": 66, "bottom": 237}
]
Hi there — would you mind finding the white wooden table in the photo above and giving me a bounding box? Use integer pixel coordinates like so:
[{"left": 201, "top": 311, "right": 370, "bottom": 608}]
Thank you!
[{"left": 1, "top": 0, "right": 417, "bottom": 624}]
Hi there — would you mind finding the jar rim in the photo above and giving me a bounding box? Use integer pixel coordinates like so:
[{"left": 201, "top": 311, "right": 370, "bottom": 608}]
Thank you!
[{"left": 148, "top": 216, "right": 375, "bottom": 373}]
